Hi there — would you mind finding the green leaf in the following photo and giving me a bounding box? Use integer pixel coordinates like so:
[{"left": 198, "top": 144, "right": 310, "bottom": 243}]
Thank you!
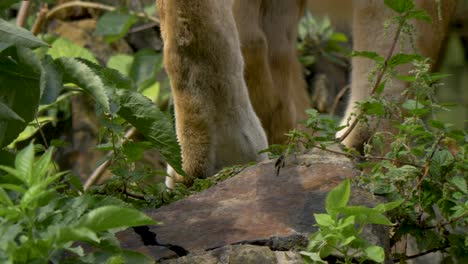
[
  {"left": 32, "top": 147, "right": 54, "bottom": 184},
  {"left": 48, "top": 37, "right": 97, "bottom": 63},
  {"left": 77, "top": 58, "right": 134, "bottom": 91},
  {"left": 15, "top": 143, "right": 35, "bottom": 185},
  {"left": 450, "top": 176, "right": 467, "bottom": 194},
  {"left": 0, "top": 165, "right": 25, "bottom": 183},
  {"left": 300, "top": 251, "right": 327, "bottom": 263},
  {"left": 55, "top": 57, "right": 110, "bottom": 113},
  {"left": 340, "top": 235, "right": 356, "bottom": 246},
  {"left": 41, "top": 55, "right": 63, "bottom": 104},
  {"left": 0, "top": 0, "right": 20, "bottom": 11},
  {"left": 314, "top": 213, "right": 335, "bottom": 227},
  {"left": 95, "top": 12, "right": 137, "bottom": 43},
  {"left": 388, "top": 53, "right": 423, "bottom": 67},
  {"left": 121, "top": 250, "right": 155, "bottom": 264},
  {"left": 80, "top": 205, "right": 157, "bottom": 232},
  {"left": 374, "top": 200, "right": 403, "bottom": 213},
  {"left": 384, "top": 0, "right": 415, "bottom": 13},
  {"left": 408, "top": 9, "right": 432, "bottom": 22},
  {"left": 363, "top": 101, "right": 386, "bottom": 116},
  {"left": 352, "top": 51, "right": 384, "bottom": 63},
  {"left": 364, "top": 245, "right": 385, "bottom": 263},
  {"left": 0, "top": 102, "right": 25, "bottom": 122},
  {"left": 0, "top": 19, "right": 48, "bottom": 48},
  {"left": 0, "top": 46, "right": 41, "bottom": 148},
  {"left": 130, "top": 49, "right": 163, "bottom": 90},
  {"left": 402, "top": 99, "right": 425, "bottom": 110},
  {"left": 56, "top": 226, "right": 99, "bottom": 244},
  {"left": 0, "top": 187, "right": 13, "bottom": 206},
  {"left": 338, "top": 206, "right": 394, "bottom": 226},
  {"left": 375, "top": 80, "right": 387, "bottom": 95},
  {"left": 115, "top": 89, "right": 184, "bottom": 176},
  {"left": 107, "top": 54, "right": 134, "bottom": 76},
  {"left": 325, "top": 178, "right": 350, "bottom": 218}
]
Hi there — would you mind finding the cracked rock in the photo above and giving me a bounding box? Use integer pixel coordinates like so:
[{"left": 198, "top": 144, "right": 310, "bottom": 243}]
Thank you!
[{"left": 117, "top": 150, "right": 391, "bottom": 263}]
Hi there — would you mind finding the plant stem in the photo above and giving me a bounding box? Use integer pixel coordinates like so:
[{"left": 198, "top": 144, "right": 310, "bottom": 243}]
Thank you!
[
  {"left": 46, "top": 1, "right": 159, "bottom": 24},
  {"left": 338, "top": 19, "right": 405, "bottom": 143},
  {"left": 16, "top": 1, "right": 31, "bottom": 27}
]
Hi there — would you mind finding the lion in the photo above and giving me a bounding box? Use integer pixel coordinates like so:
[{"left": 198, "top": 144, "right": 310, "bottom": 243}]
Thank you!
[{"left": 157, "top": 0, "right": 456, "bottom": 187}]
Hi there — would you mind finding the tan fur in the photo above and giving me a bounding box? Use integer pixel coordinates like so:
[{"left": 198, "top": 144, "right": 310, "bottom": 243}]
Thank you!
[
  {"left": 158, "top": 0, "right": 268, "bottom": 187},
  {"left": 157, "top": 0, "right": 456, "bottom": 186}
]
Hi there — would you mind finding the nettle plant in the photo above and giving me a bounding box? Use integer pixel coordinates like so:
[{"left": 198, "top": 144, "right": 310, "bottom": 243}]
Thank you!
[
  {"left": 297, "top": 0, "right": 467, "bottom": 263},
  {"left": 0, "top": 143, "right": 157, "bottom": 264},
  {"left": 0, "top": 1, "right": 181, "bottom": 263}
]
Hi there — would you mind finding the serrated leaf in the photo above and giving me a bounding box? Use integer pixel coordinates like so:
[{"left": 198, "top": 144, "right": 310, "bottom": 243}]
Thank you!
[
  {"left": 325, "top": 178, "right": 350, "bottom": 218},
  {"left": 115, "top": 89, "right": 184, "bottom": 175},
  {"left": 384, "top": 0, "right": 415, "bottom": 13},
  {"left": 0, "top": 19, "right": 48, "bottom": 48},
  {"left": 80, "top": 205, "right": 157, "bottom": 232},
  {"left": 352, "top": 51, "right": 384, "bottom": 63},
  {"left": 402, "top": 99, "right": 425, "bottom": 110},
  {"left": 408, "top": 9, "right": 432, "bottom": 22},
  {"left": 450, "top": 176, "right": 467, "bottom": 194},
  {"left": 388, "top": 53, "right": 422, "bottom": 67},
  {"left": 55, "top": 57, "right": 110, "bottom": 112},
  {"left": 0, "top": 102, "right": 24, "bottom": 122},
  {"left": 365, "top": 245, "right": 385, "bottom": 262},
  {"left": 363, "top": 101, "right": 385, "bottom": 116},
  {"left": 95, "top": 12, "right": 137, "bottom": 43},
  {"left": 48, "top": 37, "right": 97, "bottom": 63},
  {"left": 77, "top": 58, "right": 134, "bottom": 90},
  {"left": 41, "top": 55, "right": 63, "bottom": 104},
  {"left": 15, "top": 143, "right": 35, "bottom": 185}
]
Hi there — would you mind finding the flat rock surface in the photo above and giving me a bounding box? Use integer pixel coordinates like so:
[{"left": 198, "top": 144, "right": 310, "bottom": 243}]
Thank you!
[{"left": 117, "top": 150, "right": 387, "bottom": 261}]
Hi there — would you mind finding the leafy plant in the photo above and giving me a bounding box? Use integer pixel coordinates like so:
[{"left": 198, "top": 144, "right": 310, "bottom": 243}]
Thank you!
[
  {"left": 0, "top": 143, "right": 156, "bottom": 263},
  {"left": 301, "top": 179, "right": 401, "bottom": 263},
  {"left": 291, "top": 0, "right": 468, "bottom": 262}
]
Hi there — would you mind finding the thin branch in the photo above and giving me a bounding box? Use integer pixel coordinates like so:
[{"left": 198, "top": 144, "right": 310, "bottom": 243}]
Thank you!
[
  {"left": 83, "top": 127, "right": 137, "bottom": 191},
  {"left": 16, "top": 1, "right": 31, "bottom": 27},
  {"left": 330, "top": 84, "right": 350, "bottom": 116},
  {"left": 423, "top": 212, "right": 468, "bottom": 230},
  {"left": 46, "top": 1, "right": 159, "bottom": 24},
  {"left": 310, "top": 144, "right": 421, "bottom": 168},
  {"left": 393, "top": 245, "right": 449, "bottom": 262},
  {"left": 31, "top": 4, "right": 49, "bottom": 36},
  {"left": 338, "top": 20, "right": 404, "bottom": 143}
]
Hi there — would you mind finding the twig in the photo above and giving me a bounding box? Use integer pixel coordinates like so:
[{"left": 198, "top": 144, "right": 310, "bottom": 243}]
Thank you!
[
  {"left": 16, "top": 1, "right": 31, "bottom": 27},
  {"left": 330, "top": 84, "right": 350, "bottom": 116},
  {"left": 45, "top": 1, "right": 159, "bottom": 24},
  {"left": 423, "top": 212, "right": 468, "bottom": 230},
  {"left": 338, "top": 20, "right": 404, "bottom": 142},
  {"left": 310, "top": 144, "right": 421, "bottom": 168},
  {"left": 83, "top": 127, "right": 137, "bottom": 190},
  {"left": 393, "top": 245, "right": 450, "bottom": 262},
  {"left": 31, "top": 4, "right": 49, "bottom": 36}
]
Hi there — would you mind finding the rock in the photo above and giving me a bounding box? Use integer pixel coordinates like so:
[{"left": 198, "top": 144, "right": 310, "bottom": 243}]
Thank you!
[
  {"left": 160, "top": 245, "right": 303, "bottom": 264},
  {"left": 117, "top": 150, "right": 391, "bottom": 263}
]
